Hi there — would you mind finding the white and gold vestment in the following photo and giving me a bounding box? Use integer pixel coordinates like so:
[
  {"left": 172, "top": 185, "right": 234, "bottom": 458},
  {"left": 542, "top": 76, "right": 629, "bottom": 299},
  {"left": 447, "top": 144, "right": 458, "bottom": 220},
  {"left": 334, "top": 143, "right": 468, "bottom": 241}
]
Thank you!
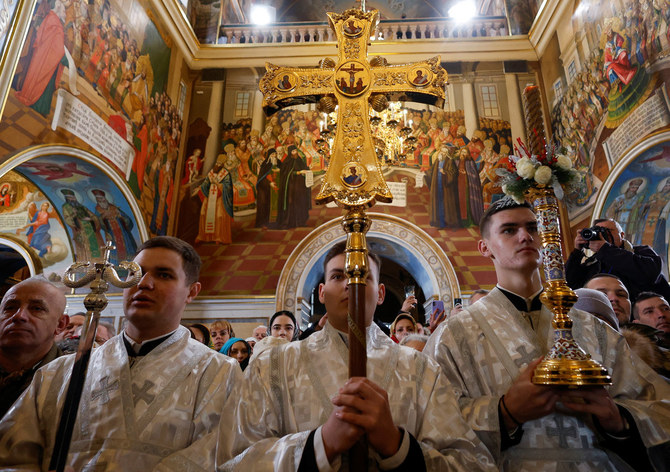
[
  {"left": 0, "top": 326, "right": 241, "bottom": 471},
  {"left": 217, "top": 322, "right": 496, "bottom": 471},
  {"left": 425, "top": 287, "right": 670, "bottom": 471}
]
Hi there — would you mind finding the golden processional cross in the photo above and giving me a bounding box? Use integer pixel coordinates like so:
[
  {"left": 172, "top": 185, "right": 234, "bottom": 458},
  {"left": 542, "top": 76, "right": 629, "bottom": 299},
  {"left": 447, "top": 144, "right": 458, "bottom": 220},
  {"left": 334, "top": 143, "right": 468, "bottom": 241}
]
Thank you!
[{"left": 260, "top": 8, "right": 447, "bottom": 467}]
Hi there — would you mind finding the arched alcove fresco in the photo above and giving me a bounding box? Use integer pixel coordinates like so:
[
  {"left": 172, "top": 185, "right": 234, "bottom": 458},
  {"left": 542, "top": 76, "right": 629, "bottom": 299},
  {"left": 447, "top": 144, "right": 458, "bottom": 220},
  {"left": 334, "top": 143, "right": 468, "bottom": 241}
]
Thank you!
[
  {"left": 592, "top": 130, "right": 670, "bottom": 275},
  {"left": 276, "top": 212, "right": 460, "bottom": 322},
  {"left": 0, "top": 145, "right": 149, "bottom": 289}
]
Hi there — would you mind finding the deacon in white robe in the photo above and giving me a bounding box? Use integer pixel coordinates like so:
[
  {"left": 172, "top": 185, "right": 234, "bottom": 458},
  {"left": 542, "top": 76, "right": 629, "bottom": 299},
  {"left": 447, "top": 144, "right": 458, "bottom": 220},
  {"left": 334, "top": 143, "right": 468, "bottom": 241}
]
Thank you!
[
  {"left": 426, "top": 288, "right": 670, "bottom": 470},
  {"left": 0, "top": 236, "right": 243, "bottom": 471},
  {"left": 217, "top": 242, "right": 496, "bottom": 471},
  {"left": 425, "top": 200, "right": 670, "bottom": 471},
  {"left": 0, "top": 326, "right": 241, "bottom": 471}
]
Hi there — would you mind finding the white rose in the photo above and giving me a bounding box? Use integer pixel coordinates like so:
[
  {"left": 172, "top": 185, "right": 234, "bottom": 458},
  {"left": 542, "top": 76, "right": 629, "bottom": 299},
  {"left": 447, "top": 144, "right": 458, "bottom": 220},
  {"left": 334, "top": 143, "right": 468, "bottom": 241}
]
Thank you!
[
  {"left": 534, "top": 165, "right": 553, "bottom": 185},
  {"left": 556, "top": 154, "right": 572, "bottom": 170},
  {"left": 516, "top": 159, "right": 536, "bottom": 179}
]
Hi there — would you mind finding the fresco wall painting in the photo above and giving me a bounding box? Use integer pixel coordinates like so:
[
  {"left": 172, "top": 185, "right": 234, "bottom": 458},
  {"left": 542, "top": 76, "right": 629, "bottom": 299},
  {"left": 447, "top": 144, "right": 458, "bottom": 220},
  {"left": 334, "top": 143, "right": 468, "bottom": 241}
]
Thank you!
[
  {"left": 0, "top": 0, "right": 179, "bottom": 237},
  {"left": 0, "top": 148, "right": 145, "bottom": 290}
]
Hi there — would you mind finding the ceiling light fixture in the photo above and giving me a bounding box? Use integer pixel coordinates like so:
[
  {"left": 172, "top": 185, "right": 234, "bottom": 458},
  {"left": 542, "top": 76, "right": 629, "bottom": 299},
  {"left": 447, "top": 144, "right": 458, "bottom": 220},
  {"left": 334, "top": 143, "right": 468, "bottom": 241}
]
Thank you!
[
  {"left": 250, "top": 4, "right": 276, "bottom": 25},
  {"left": 448, "top": 1, "right": 477, "bottom": 23}
]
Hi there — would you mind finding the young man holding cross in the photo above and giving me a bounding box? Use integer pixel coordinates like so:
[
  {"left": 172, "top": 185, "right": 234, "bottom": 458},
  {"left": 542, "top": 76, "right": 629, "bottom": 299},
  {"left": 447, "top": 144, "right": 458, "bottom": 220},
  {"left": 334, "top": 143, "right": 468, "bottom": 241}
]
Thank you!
[
  {"left": 0, "top": 236, "right": 242, "bottom": 471},
  {"left": 216, "top": 241, "right": 495, "bottom": 471},
  {"left": 424, "top": 198, "right": 670, "bottom": 470}
]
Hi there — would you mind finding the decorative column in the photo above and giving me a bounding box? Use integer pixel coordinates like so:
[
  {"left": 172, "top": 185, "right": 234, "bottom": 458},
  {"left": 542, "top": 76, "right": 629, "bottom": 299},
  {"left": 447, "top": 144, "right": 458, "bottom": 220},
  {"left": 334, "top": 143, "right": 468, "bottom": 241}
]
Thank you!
[
  {"left": 505, "top": 73, "right": 526, "bottom": 145},
  {"left": 251, "top": 88, "right": 265, "bottom": 134},
  {"left": 203, "top": 80, "right": 224, "bottom": 172},
  {"left": 461, "top": 80, "right": 479, "bottom": 137}
]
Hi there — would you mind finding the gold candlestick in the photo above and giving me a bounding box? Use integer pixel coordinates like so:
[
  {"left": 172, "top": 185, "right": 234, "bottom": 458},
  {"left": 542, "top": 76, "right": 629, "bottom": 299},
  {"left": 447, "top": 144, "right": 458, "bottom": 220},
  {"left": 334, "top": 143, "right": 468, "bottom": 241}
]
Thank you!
[{"left": 526, "top": 187, "right": 611, "bottom": 386}]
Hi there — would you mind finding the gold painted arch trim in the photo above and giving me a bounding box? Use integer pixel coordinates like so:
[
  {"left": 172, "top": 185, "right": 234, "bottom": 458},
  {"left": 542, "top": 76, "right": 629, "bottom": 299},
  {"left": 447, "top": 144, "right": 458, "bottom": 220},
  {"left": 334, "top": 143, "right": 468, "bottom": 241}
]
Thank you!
[{"left": 275, "top": 212, "right": 460, "bottom": 312}]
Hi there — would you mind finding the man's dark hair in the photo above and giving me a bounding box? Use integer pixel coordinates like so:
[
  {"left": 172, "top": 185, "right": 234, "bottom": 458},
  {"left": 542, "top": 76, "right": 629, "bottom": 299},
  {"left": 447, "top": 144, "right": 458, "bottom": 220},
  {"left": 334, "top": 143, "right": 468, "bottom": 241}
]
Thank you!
[
  {"left": 322, "top": 241, "right": 382, "bottom": 278},
  {"left": 585, "top": 272, "right": 625, "bottom": 286},
  {"left": 632, "top": 291, "right": 667, "bottom": 320},
  {"left": 136, "top": 236, "right": 201, "bottom": 285},
  {"left": 479, "top": 197, "right": 533, "bottom": 238},
  {"left": 592, "top": 218, "right": 620, "bottom": 244}
]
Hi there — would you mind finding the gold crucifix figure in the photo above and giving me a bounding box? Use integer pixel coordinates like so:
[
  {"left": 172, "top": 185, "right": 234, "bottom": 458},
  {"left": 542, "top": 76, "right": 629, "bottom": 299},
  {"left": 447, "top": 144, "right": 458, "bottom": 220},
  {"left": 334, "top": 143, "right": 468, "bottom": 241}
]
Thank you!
[
  {"left": 260, "top": 8, "right": 448, "bottom": 208},
  {"left": 260, "top": 8, "right": 447, "bottom": 467}
]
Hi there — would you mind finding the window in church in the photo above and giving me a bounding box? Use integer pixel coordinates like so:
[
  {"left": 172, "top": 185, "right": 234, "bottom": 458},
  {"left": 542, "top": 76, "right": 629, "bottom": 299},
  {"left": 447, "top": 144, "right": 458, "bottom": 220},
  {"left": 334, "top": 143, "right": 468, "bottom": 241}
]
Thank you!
[
  {"left": 235, "top": 91, "right": 251, "bottom": 117},
  {"left": 553, "top": 78, "right": 563, "bottom": 104},
  {"left": 567, "top": 60, "right": 577, "bottom": 82},
  {"left": 480, "top": 84, "right": 500, "bottom": 117}
]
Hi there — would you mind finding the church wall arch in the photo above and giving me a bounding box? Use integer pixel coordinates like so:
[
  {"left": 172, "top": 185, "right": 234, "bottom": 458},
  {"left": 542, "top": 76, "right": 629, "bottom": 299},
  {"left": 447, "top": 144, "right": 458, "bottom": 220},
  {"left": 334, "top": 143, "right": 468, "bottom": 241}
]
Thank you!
[
  {"left": 276, "top": 212, "right": 460, "bottom": 321},
  {"left": 591, "top": 130, "right": 670, "bottom": 276},
  {"left": 0, "top": 234, "right": 43, "bottom": 281},
  {"left": 0, "top": 144, "right": 149, "bottom": 286}
]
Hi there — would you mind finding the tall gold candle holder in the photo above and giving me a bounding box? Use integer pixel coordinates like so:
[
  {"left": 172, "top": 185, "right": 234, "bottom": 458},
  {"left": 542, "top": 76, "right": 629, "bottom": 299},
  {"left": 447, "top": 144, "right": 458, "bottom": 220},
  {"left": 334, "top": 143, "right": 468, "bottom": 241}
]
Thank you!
[
  {"left": 497, "top": 138, "right": 611, "bottom": 386},
  {"left": 526, "top": 186, "right": 611, "bottom": 386}
]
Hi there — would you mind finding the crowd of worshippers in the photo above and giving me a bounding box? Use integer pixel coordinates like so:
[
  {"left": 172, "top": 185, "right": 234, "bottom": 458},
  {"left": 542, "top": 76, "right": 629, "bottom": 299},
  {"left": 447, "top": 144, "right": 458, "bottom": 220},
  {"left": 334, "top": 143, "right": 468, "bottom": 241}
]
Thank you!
[{"left": 0, "top": 199, "right": 669, "bottom": 470}]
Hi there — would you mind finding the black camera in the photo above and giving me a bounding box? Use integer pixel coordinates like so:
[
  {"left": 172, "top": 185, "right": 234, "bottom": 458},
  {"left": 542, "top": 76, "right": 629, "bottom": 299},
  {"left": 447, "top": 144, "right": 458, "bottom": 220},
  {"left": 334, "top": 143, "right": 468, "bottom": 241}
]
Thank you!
[{"left": 580, "top": 226, "right": 611, "bottom": 242}]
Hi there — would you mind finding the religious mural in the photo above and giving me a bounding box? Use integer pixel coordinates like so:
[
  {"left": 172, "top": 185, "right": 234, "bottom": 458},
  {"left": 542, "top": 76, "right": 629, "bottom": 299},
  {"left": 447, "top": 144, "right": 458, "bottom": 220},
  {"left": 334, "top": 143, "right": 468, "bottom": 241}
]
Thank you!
[
  {"left": 598, "top": 137, "right": 670, "bottom": 273},
  {"left": 551, "top": 0, "right": 670, "bottom": 219},
  {"left": 177, "top": 104, "right": 513, "bottom": 247},
  {"left": 0, "top": 156, "right": 141, "bottom": 281},
  {"left": 1, "top": 0, "right": 178, "bottom": 236},
  {"left": 0, "top": 172, "right": 71, "bottom": 275}
]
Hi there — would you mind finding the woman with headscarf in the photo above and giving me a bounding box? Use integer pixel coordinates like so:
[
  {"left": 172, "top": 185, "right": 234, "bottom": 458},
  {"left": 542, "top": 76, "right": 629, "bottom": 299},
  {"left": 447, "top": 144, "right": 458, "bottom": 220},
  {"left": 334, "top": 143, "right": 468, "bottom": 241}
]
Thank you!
[
  {"left": 390, "top": 313, "right": 417, "bottom": 343},
  {"left": 268, "top": 310, "right": 298, "bottom": 341},
  {"left": 220, "top": 337, "right": 251, "bottom": 371}
]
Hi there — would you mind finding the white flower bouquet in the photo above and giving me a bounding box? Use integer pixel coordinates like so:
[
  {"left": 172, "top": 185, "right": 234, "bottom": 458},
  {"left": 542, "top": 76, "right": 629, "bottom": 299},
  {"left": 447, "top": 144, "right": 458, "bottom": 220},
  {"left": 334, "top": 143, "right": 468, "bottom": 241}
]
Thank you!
[{"left": 496, "top": 140, "right": 578, "bottom": 203}]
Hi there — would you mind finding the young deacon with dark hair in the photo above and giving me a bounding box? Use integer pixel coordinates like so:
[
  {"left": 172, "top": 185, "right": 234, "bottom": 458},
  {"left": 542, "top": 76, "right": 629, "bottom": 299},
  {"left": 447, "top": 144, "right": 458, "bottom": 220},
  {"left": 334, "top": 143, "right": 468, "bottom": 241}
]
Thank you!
[
  {"left": 425, "top": 198, "right": 670, "bottom": 470},
  {"left": 217, "top": 241, "right": 496, "bottom": 471}
]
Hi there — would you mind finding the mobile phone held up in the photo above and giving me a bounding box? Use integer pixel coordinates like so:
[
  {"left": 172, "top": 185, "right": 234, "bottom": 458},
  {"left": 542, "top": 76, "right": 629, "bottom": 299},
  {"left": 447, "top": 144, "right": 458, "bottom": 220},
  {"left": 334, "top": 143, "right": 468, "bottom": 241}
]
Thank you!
[
  {"left": 453, "top": 298, "right": 462, "bottom": 307},
  {"left": 432, "top": 299, "right": 445, "bottom": 315}
]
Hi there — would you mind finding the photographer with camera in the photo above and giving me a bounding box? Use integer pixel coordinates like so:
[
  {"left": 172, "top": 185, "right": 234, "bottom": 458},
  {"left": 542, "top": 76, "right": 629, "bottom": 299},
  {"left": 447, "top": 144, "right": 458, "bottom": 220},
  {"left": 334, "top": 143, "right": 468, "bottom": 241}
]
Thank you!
[{"left": 565, "top": 218, "right": 670, "bottom": 303}]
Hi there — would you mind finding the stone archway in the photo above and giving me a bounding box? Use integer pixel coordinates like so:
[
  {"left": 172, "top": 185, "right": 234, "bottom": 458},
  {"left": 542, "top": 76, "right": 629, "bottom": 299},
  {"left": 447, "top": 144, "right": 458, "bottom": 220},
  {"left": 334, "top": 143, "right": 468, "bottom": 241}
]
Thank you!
[{"left": 276, "top": 212, "right": 460, "bottom": 317}]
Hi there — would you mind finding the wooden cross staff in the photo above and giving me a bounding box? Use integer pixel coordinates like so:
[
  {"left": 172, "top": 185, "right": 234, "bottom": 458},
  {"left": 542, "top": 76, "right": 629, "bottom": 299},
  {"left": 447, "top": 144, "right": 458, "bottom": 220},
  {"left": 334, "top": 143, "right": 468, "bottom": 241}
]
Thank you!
[{"left": 260, "top": 7, "right": 447, "bottom": 467}]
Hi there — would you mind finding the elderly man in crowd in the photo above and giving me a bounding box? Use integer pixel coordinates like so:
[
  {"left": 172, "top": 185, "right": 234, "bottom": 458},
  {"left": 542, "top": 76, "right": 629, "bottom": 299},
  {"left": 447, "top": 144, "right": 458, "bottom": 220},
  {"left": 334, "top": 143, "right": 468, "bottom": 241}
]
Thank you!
[
  {"left": 252, "top": 324, "right": 268, "bottom": 341},
  {"left": 0, "top": 236, "right": 241, "bottom": 470},
  {"left": 0, "top": 277, "right": 68, "bottom": 418}
]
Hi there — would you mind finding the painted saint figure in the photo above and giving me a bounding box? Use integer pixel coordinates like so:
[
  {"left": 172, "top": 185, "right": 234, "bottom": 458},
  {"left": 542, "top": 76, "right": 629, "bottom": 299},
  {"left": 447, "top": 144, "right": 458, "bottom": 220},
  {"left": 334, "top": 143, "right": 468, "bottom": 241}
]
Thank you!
[
  {"left": 606, "top": 178, "right": 646, "bottom": 244},
  {"left": 343, "top": 166, "right": 362, "bottom": 186},
  {"left": 91, "top": 189, "right": 137, "bottom": 262},
  {"left": 60, "top": 188, "right": 105, "bottom": 262},
  {"left": 196, "top": 158, "right": 233, "bottom": 244},
  {"left": 276, "top": 145, "right": 310, "bottom": 229},
  {"left": 255, "top": 149, "right": 278, "bottom": 228},
  {"left": 413, "top": 69, "right": 428, "bottom": 85},
  {"left": 427, "top": 145, "right": 460, "bottom": 228},
  {"left": 19, "top": 202, "right": 55, "bottom": 257},
  {"left": 14, "top": 0, "right": 66, "bottom": 116}
]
